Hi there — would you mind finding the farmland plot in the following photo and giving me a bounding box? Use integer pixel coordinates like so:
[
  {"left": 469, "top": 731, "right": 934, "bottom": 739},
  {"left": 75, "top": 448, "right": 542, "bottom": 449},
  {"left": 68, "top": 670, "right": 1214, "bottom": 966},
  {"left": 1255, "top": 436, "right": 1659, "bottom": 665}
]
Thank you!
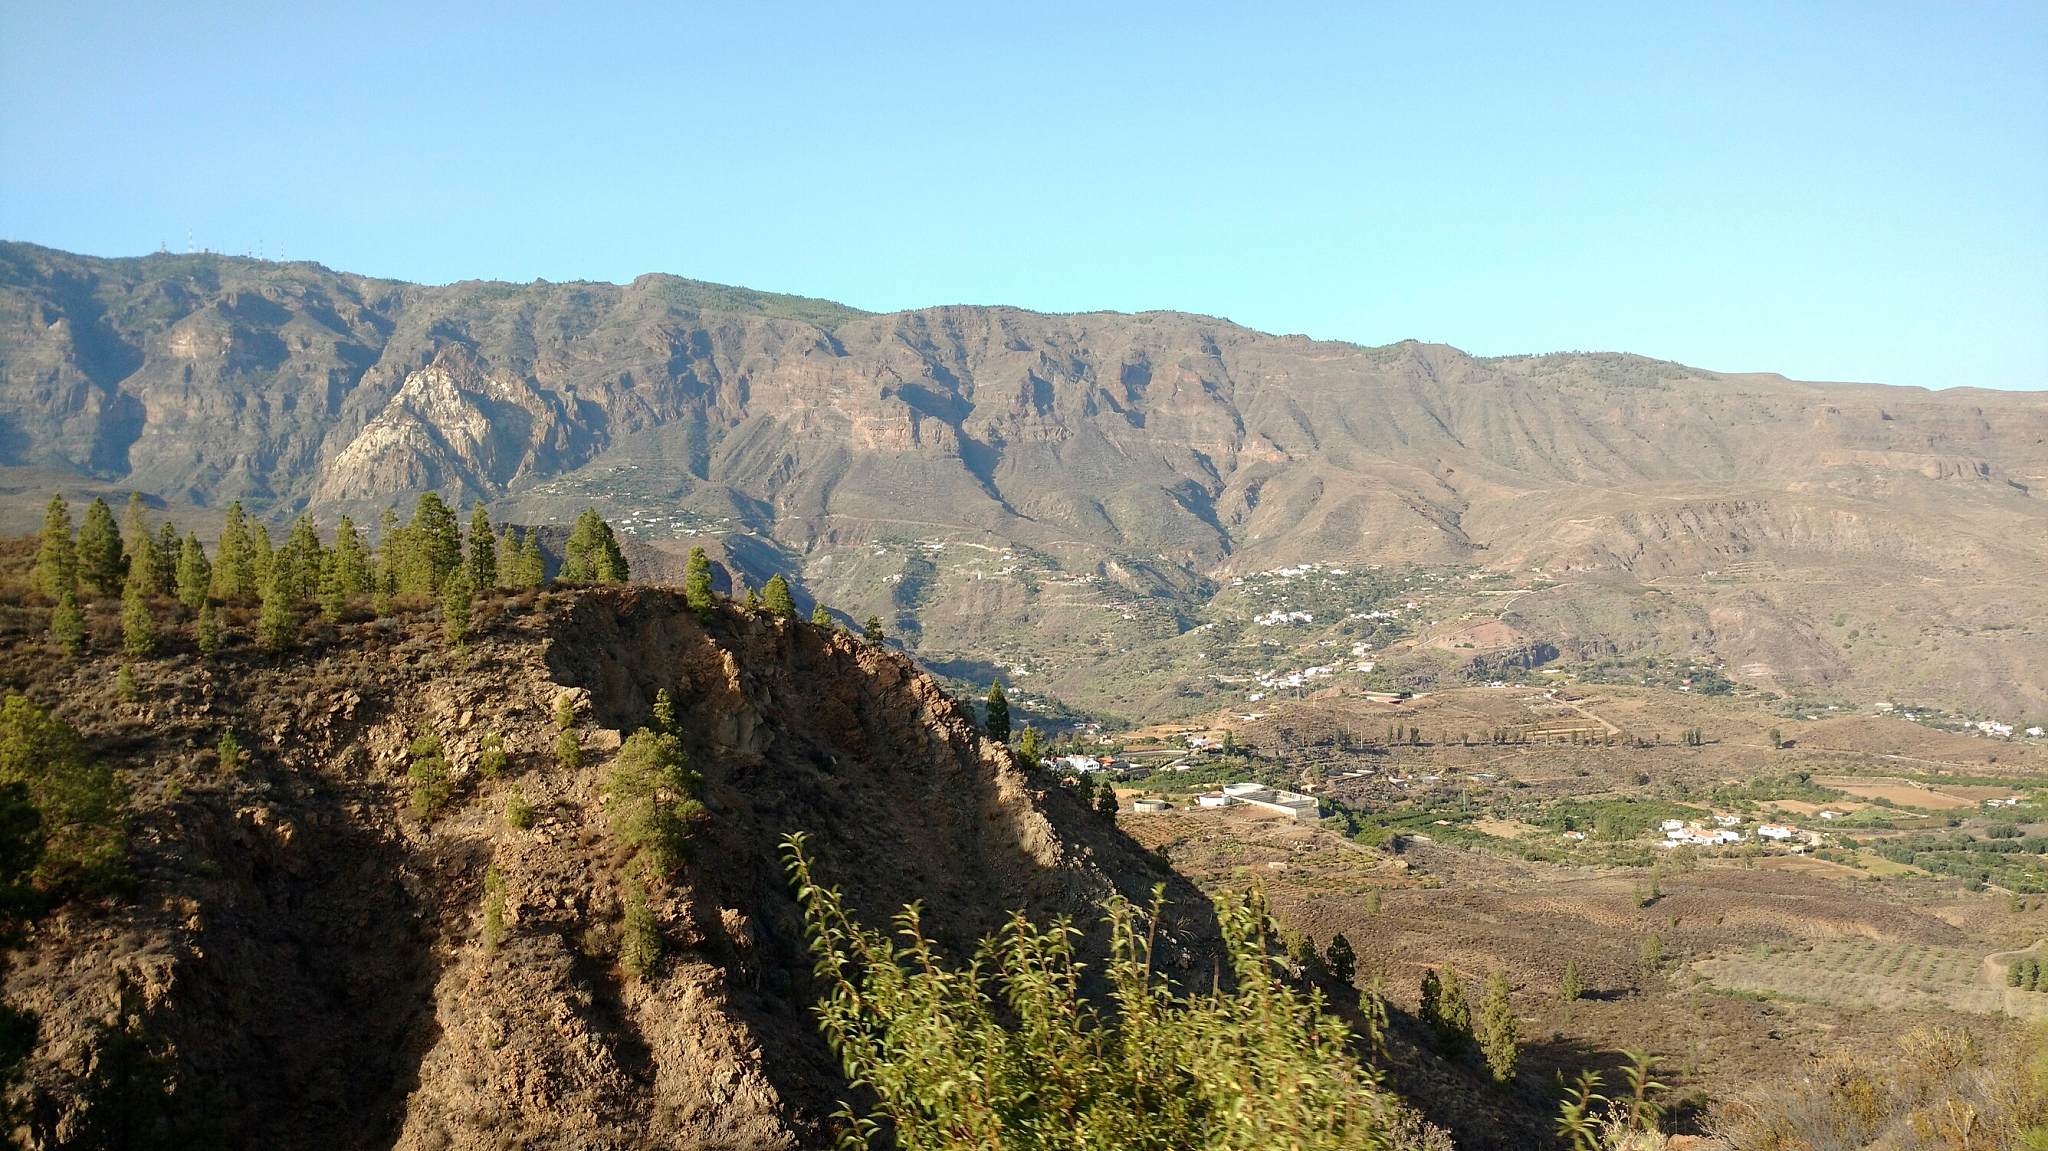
[{"left": 1691, "top": 941, "right": 2011, "bottom": 1014}]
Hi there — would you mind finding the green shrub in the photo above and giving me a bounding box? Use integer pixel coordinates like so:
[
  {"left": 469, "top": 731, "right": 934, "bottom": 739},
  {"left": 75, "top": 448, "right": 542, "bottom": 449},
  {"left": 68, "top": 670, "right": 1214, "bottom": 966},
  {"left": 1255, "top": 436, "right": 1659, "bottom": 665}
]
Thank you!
[
  {"left": 477, "top": 731, "right": 507, "bottom": 779},
  {"left": 407, "top": 733, "right": 451, "bottom": 822},
  {"left": 482, "top": 863, "right": 507, "bottom": 953},
  {"left": 601, "top": 729, "right": 703, "bottom": 879},
  {"left": 784, "top": 834, "right": 1431, "bottom": 1149},
  {"left": 619, "top": 882, "right": 661, "bottom": 979},
  {"left": 504, "top": 785, "right": 533, "bottom": 830},
  {"left": 0, "top": 695, "right": 128, "bottom": 898},
  {"left": 555, "top": 728, "right": 582, "bottom": 770},
  {"left": 1560, "top": 959, "right": 1583, "bottom": 1002}
]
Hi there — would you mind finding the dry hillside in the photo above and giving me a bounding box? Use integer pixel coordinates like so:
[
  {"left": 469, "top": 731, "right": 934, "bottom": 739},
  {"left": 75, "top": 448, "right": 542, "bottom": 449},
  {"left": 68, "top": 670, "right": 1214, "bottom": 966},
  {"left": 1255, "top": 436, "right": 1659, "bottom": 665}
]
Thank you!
[{"left": 0, "top": 573, "right": 1218, "bottom": 1149}]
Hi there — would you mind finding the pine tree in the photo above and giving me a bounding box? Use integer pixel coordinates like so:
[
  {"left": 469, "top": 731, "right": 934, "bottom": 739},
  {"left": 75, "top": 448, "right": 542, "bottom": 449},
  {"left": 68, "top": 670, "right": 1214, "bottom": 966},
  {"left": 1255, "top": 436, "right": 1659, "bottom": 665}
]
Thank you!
[
  {"left": 121, "top": 582, "right": 154, "bottom": 658},
  {"left": 497, "top": 524, "right": 520, "bottom": 587},
  {"left": 811, "top": 602, "right": 832, "bottom": 628},
  {"left": 467, "top": 501, "right": 496, "bottom": 591},
  {"left": 1095, "top": 780, "right": 1118, "bottom": 820},
  {"left": 1436, "top": 972, "right": 1472, "bottom": 1056},
  {"left": 442, "top": 568, "right": 473, "bottom": 647},
  {"left": 1418, "top": 969, "right": 1442, "bottom": 1034},
  {"left": 863, "top": 615, "right": 885, "bottom": 644},
  {"left": 761, "top": 574, "right": 796, "bottom": 617},
  {"left": 211, "top": 501, "right": 255, "bottom": 601},
  {"left": 248, "top": 523, "right": 275, "bottom": 597},
  {"left": 1559, "top": 958, "right": 1583, "bottom": 1002},
  {"left": 153, "top": 521, "right": 181, "bottom": 596},
  {"left": 194, "top": 601, "right": 219, "bottom": 658},
  {"left": 562, "top": 509, "right": 626, "bottom": 583},
  {"left": 50, "top": 589, "right": 84, "bottom": 656},
  {"left": 31, "top": 494, "right": 76, "bottom": 600},
  {"left": 257, "top": 563, "right": 295, "bottom": 655},
  {"left": 1324, "top": 934, "right": 1357, "bottom": 986},
  {"left": 651, "top": 688, "right": 678, "bottom": 736},
  {"left": 176, "top": 533, "right": 211, "bottom": 609},
  {"left": 518, "top": 530, "right": 546, "bottom": 587},
  {"left": 984, "top": 681, "right": 1011, "bottom": 743},
  {"left": 1476, "top": 970, "right": 1519, "bottom": 1084},
  {"left": 279, "top": 516, "right": 325, "bottom": 604},
  {"left": 122, "top": 493, "right": 157, "bottom": 593},
  {"left": 683, "top": 547, "right": 715, "bottom": 617},
  {"left": 317, "top": 547, "right": 347, "bottom": 622},
  {"left": 742, "top": 583, "right": 759, "bottom": 610},
  {"left": 332, "top": 515, "right": 371, "bottom": 598},
  {"left": 593, "top": 525, "right": 626, "bottom": 583},
  {"left": 75, "top": 497, "right": 124, "bottom": 598},
  {"left": 398, "top": 492, "right": 461, "bottom": 595}
]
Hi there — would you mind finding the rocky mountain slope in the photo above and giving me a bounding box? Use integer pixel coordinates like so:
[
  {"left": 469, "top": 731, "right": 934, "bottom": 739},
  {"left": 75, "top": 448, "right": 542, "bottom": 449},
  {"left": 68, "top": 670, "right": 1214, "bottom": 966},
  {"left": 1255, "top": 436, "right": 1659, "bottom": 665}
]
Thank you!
[
  {"left": 2, "top": 241, "right": 2043, "bottom": 721},
  {"left": 0, "top": 571, "right": 1214, "bottom": 1148}
]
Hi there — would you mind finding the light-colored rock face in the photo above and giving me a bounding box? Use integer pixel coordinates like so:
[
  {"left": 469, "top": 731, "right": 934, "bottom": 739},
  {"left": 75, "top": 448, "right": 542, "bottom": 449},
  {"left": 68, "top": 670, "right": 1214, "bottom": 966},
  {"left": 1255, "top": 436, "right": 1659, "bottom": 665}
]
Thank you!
[{"left": 312, "top": 345, "right": 572, "bottom": 503}]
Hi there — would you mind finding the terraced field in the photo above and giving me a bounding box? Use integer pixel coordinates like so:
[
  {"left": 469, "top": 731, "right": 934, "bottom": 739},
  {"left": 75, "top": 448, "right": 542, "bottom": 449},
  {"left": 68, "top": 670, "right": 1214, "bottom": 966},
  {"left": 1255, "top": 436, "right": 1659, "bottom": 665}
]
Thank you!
[{"left": 1691, "top": 940, "right": 2023, "bottom": 1015}]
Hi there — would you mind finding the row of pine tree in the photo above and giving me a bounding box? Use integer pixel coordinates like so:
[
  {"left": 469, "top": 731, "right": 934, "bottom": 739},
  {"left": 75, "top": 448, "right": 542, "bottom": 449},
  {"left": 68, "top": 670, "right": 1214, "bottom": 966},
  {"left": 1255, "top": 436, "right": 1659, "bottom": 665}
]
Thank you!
[{"left": 28, "top": 492, "right": 630, "bottom": 656}]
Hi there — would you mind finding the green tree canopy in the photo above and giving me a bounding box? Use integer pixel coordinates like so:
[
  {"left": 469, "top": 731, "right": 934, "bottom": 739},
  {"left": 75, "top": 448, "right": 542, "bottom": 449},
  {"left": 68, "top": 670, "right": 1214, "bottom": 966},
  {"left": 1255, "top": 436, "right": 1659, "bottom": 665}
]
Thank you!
[
  {"left": 761, "top": 574, "right": 796, "bottom": 617},
  {"left": 602, "top": 729, "right": 704, "bottom": 880},
  {"left": 75, "top": 498, "right": 125, "bottom": 599},
  {"left": 121, "top": 494, "right": 158, "bottom": 594},
  {"left": 0, "top": 695, "right": 126, "bottom": 899},
  {"left": 467, "top": 501, "right": 497, "bottom": 590},
  {"left": 210, "top": 501, "right": 256, "bottom": 601},
  {"left": 683, "top": 547, "right": 714, "bottom": 617},
  {"left": 175, "top": 533, "right": 211, "bottom": 609},
  {"left": 397, "top": 492, "right": 462, "bottom": 596},
  {"left": 984, "top": 681, "right": 1011, "bottom": 743},
  {"left": 561, "top": 508, "right": 627, "bottom": 584},
  {"left": 31, "top": 494, "right": 76, "bottom": 600}
]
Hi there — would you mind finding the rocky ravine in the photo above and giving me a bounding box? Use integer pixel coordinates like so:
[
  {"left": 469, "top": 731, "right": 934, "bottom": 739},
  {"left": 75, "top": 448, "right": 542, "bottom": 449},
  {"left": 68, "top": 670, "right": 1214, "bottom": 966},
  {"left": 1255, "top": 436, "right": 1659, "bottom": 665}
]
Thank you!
[{"left": 1, "top": 587, "right": 1216, "bottom": 1149}]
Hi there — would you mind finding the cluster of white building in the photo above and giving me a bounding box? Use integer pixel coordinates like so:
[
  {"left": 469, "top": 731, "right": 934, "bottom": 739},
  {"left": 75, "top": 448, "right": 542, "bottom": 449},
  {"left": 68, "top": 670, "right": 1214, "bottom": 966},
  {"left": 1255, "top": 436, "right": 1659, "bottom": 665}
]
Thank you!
[
  {"left": 1653, "top": 816, "right": 1804, "bottom": 847},
  {"left": 1194, "top": 782, "right": 1321, "bottom": 823}
]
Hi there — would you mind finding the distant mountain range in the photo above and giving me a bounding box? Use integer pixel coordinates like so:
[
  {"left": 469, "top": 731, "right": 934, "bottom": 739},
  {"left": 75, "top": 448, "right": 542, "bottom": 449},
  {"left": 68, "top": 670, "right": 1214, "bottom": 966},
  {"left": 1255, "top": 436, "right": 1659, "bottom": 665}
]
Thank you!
[{"left": 2, "top": 241, "right": 2043, "bottom": 722}]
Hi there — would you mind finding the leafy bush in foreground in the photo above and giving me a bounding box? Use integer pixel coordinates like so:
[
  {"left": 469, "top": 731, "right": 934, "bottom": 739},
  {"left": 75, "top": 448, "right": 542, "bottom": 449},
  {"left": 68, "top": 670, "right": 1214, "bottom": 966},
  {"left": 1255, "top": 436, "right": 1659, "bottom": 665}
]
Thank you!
[{"left": 783, "top": 833, "right": 1448, "bottom": 1151}]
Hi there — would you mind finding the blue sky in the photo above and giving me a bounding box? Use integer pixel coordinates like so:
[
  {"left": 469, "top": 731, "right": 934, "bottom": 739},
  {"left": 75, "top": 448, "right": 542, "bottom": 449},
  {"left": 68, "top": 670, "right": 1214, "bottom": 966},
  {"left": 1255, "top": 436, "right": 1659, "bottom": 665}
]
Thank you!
[{"left": 2, "top": 2, "right": 2042, "bottom": 390}]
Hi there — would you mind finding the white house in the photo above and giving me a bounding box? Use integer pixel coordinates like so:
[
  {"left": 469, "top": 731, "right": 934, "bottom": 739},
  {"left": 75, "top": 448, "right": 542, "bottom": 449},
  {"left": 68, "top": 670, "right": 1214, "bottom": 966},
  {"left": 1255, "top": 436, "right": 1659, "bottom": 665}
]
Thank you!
[
  {"left": 1660, "top": 819, "right": 1687, "bottom": 833},
  {"left": 1057, "top": 755, "right": 1103, "bottom": 774},
  {"left": 1714, "top": 815, "right": 1742, "bottom": 827},
  {"left": 1757, "top": 824, "right": 1797, "bottom": 841},
  {"left": 1197, "top": 793, "right": 1236, "bottom": 808}
]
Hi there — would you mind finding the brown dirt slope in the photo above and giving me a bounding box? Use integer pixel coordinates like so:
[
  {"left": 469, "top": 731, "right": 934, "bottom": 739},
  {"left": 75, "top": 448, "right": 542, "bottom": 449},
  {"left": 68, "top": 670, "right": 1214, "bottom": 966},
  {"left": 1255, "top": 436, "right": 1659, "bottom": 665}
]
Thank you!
[{"left": 0, "top": 583, "right": 1217, "bottom": 1149}]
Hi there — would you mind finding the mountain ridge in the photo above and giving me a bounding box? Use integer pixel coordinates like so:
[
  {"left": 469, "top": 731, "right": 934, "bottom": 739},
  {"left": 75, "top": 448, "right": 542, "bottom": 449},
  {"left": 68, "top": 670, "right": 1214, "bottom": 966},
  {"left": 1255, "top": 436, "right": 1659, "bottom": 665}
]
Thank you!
[{"left": 1, "top": 241, "right": 2042, "bottom": 723}]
